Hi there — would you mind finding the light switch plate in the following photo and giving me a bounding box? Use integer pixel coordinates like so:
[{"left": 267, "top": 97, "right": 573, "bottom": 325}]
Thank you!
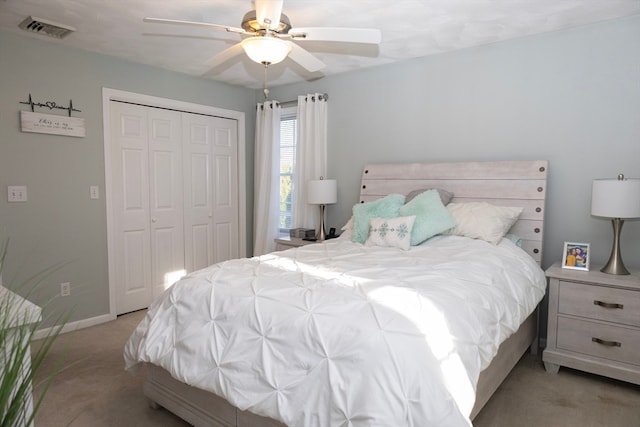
[
  {"left": 90, "top": 185, "right": 99, "bottom": 199},
  {"left": 8, "top": 186, "right": 27, "bottom": 202}
]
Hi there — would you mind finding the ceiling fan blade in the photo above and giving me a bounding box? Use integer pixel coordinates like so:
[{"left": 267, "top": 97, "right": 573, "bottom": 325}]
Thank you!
[
  {"left": 288, "top": 43, "right": 325, "bottom": 72},
  {"left": 289, "top": 27, "right": 382, "bottom": 44},
  {"left": 143, "top": 17, "right": 247, "bottom": 34},
  {"left": 255, "top": 0, "right": 284, "bottom": 30},
  {"left": 205, "top": 43, "right": 245, "bottom": 69}
]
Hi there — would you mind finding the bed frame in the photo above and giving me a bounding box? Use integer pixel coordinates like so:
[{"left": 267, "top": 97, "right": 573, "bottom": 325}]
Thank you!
[{"left": 143, "top": 159, "right": 549, "bottom": 426}]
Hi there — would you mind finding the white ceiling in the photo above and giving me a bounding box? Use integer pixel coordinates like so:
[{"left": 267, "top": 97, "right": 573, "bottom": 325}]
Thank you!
[{"left": 2, "top": 0, "right": 640, "bottom": 89}]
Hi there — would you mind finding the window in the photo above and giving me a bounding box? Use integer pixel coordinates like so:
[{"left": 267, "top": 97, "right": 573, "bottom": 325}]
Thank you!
[{"left": 279, "top": 108, "right": 297, "bottom": 232}]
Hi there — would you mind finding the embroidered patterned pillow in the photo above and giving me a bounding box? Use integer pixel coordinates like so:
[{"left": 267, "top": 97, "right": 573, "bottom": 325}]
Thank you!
[{"left": 365, "top": 216, "right": 416, "bottom": 250}]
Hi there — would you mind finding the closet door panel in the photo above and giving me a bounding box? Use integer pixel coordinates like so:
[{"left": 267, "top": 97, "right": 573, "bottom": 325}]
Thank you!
[
  {"left": 110, "top": 102, "right": 152, "bottom": 314},
  {"left": 183, "top": 114, "right": 239, "bottom": 270},
  {"left": 123, "top": 231, "right": 147, "bottom": 293},
  {"left": 183, "top": 114, "right": 214, "bottom": 272},
  {"left": 211, "top": 118, "right": 239, "bottom": 263},
  {"left": 190, "top": 154, "right": 209, "bottom": 207},
  {"left": 152, "top": 227, "right": 180, "bottom": 291},
  {"left": 151, "top": 152, "right": 173, "bottom": 207},
  {"left": 148, "top": 109, "right": 184, "bottom": 297},
  {"left": 191, "top": 224, "right": 211, "bottom": 272},
  {"left": 121, "top": 149, "right": 149, "bottom": 300},
  {"left": 122, "top": 150, "right": 145, "bottom": 210},
  {"left": 188, "top": 151, "right": 212, "bottom": 271},
  {"left": 215, "top": 223, "right": 232, "bottom": 262}
]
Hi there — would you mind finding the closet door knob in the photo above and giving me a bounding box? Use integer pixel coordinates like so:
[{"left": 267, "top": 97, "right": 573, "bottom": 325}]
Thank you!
[{"left": 151, "top": 218, "right": 157, "bottom": 223}]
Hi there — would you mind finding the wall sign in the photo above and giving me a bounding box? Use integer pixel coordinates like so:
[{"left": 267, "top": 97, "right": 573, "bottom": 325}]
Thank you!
[{"left": 20, "top": 110, "right": 86, "bottom": 138}]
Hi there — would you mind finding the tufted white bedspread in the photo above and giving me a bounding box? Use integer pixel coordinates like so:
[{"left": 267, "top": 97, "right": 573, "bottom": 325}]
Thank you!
[{"left": 124, "top": 235, "right": 546, "bottom": 426}]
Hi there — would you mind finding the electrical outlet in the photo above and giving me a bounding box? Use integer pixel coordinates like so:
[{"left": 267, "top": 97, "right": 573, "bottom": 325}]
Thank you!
[{"left": 60, "top": 282, "right": 71, "bottom": 297}]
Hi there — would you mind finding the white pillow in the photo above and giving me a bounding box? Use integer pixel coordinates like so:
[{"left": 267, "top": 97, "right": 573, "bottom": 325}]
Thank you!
[
  {"left": 444, "top": 202, "right": 523, "bottom": 244},
  {"left": 365, "top": 216, "right": 416, "bottom": 250},
  {"left": 341, "top": 216, "right": 353, "bottom": 231}
]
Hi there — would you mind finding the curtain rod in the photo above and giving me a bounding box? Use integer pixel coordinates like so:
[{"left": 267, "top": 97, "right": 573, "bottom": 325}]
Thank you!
[
  {"left": 257, "top": 93, "right": 329, "bottom": 110},
  {"left": 280, "top": 93, "right": 328, "bottom": 108}
]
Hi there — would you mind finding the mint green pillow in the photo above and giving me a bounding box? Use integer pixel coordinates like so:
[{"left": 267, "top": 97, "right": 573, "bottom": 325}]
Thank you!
[
  {"left": 504, "top": 233, "right": 523, "bottom": 247},
  {"left": 398, "top": 189, "right": 456, "bottom": 245},
  {"left": 351, "top": 194, "right": 406, "bottom": 244}
]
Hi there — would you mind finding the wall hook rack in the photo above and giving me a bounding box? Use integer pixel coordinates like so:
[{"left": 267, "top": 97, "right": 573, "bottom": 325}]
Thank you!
[{"left": 19, "top": 93, "right": 82, "bottom": 117}]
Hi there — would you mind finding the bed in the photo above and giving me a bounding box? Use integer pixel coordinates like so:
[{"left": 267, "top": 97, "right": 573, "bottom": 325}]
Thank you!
[{"left": 124, "top": 159, "right": 548, "bottom": 426}]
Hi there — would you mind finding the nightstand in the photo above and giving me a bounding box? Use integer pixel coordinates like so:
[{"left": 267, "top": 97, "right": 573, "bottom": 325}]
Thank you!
[
  {"left": 274, "top": 236, "right": 317, "bottom": 251},
  {"left": 543, "top": 262, "right": 640, "bottom": 385}
]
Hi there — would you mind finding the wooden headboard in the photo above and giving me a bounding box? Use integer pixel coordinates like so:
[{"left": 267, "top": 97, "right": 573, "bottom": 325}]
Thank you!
[{"left": 359, "top": 160, "right": 548, "bottom": 265}]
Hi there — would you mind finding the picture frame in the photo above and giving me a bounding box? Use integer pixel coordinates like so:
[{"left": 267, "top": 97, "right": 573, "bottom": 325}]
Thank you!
[{"left": 562, "top": 242, "right": 590, "bottom": 271}]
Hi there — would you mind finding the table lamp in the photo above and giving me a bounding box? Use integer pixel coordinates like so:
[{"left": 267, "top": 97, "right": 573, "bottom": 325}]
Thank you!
[
  {"left": 591, "top": 174, "right": 640, "bottom": 275},
  {"left": 307, "top": 177, "right": 337, "bottom": 241}
]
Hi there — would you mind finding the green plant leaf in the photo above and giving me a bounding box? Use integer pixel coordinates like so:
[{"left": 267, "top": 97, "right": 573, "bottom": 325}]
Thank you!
[{"left": 0, "top": 238, "right": 72, "bottom": 427}]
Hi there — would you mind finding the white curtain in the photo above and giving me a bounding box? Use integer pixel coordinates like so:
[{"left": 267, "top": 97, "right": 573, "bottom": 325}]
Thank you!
[
  {"left": 292, "top": 93, "right": 329, "bottom": 230},
  {"left": 253, "top": 100, "right": 282, "bottom": 256}
]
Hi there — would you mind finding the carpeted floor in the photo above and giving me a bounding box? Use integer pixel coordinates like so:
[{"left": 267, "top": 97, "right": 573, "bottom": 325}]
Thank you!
[
  {"left": 33, "top": 310, "right": 640, "bottom": 426},
  {"left": 33, "top": 310, "right": 188, "bottom": 427}
]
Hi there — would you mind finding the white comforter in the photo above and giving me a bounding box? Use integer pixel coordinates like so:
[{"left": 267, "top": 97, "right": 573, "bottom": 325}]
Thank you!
[{"left": 124, "top": 235, "right": 546, "bottom": 426}]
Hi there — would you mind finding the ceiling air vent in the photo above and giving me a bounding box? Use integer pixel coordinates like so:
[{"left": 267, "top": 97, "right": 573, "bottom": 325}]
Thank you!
[{"left": 18, "top": 16, "right": 76, "bottom": 39}]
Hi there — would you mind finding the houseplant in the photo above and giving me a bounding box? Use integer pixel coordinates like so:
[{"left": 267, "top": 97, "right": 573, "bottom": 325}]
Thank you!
[{"left": 0, "top": 238, "right": 70, "bottom": 427}]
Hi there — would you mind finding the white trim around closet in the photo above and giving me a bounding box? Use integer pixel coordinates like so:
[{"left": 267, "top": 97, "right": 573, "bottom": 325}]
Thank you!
[{"left": 102, "top": 87, "right": 247, "bottom": 320}]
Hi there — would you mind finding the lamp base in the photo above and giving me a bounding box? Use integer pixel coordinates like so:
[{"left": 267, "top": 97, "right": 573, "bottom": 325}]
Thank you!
[
  {"left": 316, "top": 204, "right": 327, "bottom": 242},
  {"left": 601, "top": 218, "right": 630, "bottom": 275}
]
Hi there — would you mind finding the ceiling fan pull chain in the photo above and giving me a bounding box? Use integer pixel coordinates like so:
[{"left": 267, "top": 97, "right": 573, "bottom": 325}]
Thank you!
[{"left": 263, "top": 64, "right": 270, "bottom": 100}]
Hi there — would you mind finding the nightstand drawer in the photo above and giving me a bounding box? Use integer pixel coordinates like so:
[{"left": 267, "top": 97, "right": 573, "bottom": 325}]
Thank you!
[
  {"left": 557, "top": 317, "right": 640, "bottom": 366},
  {"left": 558, "top": 280, "right": 640, "bottom": 327}
]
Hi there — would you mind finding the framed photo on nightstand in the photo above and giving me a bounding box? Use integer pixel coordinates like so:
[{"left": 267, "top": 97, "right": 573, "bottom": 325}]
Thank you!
[{"left": 562, "top": 242, "right": 590, "bottom": 271}]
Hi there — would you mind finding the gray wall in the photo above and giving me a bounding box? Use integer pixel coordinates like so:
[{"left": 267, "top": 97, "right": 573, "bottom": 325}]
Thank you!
[
  {"left": 0, "top": 31, "right": 256, "bottom": 325},
  {"left": 268, "top": 15, "right": 640, "bottom": 272}
]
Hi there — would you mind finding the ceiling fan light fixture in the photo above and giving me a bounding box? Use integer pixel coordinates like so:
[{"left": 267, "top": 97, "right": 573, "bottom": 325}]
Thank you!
[{"left": 241, "top": 36, "right": 291, "bottom": 65}]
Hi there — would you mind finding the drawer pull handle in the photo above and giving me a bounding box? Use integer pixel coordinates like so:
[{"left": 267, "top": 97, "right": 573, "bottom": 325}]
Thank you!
[
  {"left": 593, "top": 300, "right": 623, "bottom": 309},
  {"left": 592, "top": 337, "right": 621, "bottom": 347}
]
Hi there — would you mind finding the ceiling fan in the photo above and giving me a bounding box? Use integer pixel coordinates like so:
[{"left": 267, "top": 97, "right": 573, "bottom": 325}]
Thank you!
[{"left": 143, "top": 0, "right": 382, "bottom": 74}]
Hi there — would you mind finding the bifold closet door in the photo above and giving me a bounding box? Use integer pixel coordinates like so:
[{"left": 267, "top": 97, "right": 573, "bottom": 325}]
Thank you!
[
  {"left": 183, "top": 113, "right": 239, "bottom": 272},
  {"left": 110, "top": 102, "right": 184, "bottom": 315}
]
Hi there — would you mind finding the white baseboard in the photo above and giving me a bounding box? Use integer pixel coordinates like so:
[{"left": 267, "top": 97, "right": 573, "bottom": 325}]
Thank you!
[{"left": 33, "top": 312, "right": 116, "bottom": 341}]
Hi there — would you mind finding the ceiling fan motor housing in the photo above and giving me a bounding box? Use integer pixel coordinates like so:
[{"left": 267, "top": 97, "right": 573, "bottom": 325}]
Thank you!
[{"left": 241, "top": 10, "right": 291, "bottom": 34}]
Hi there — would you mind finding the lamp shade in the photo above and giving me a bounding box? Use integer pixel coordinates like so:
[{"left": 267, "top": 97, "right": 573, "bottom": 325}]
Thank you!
[
  {"left": 241, "top": 36, "right": 291, "bottom": 65},
  {"left": 307, "top": 179, "right": 337, "bottom": 205},
  {"left": 591, "top": 177, "right": 640, "bottom": 218}
]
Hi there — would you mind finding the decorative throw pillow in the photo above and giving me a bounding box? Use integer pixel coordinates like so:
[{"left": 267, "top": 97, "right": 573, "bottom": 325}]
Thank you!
[
  {"left": 398, "top": 189, "right": 457, "bottom": 245},
  {"left": 351, "top": 194, "right": 406, "bottom": 244},
  {"left": 338, "top": 217, "right": 354, "bottom": 240},
  {"left": 365, "top": 216, "right": 416, "bottom": 250},
  {"left": 504, "top": 233, "right": 523, "bottom": 247},
  {"left": 406, "top": 188, "right": 454, "bottom": 205},
  {"left": 341, "top": 216, "right": 353, "bottom": 231},
  {"left": 444, "top": 202, "right": 523, "bottom": 244}
]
